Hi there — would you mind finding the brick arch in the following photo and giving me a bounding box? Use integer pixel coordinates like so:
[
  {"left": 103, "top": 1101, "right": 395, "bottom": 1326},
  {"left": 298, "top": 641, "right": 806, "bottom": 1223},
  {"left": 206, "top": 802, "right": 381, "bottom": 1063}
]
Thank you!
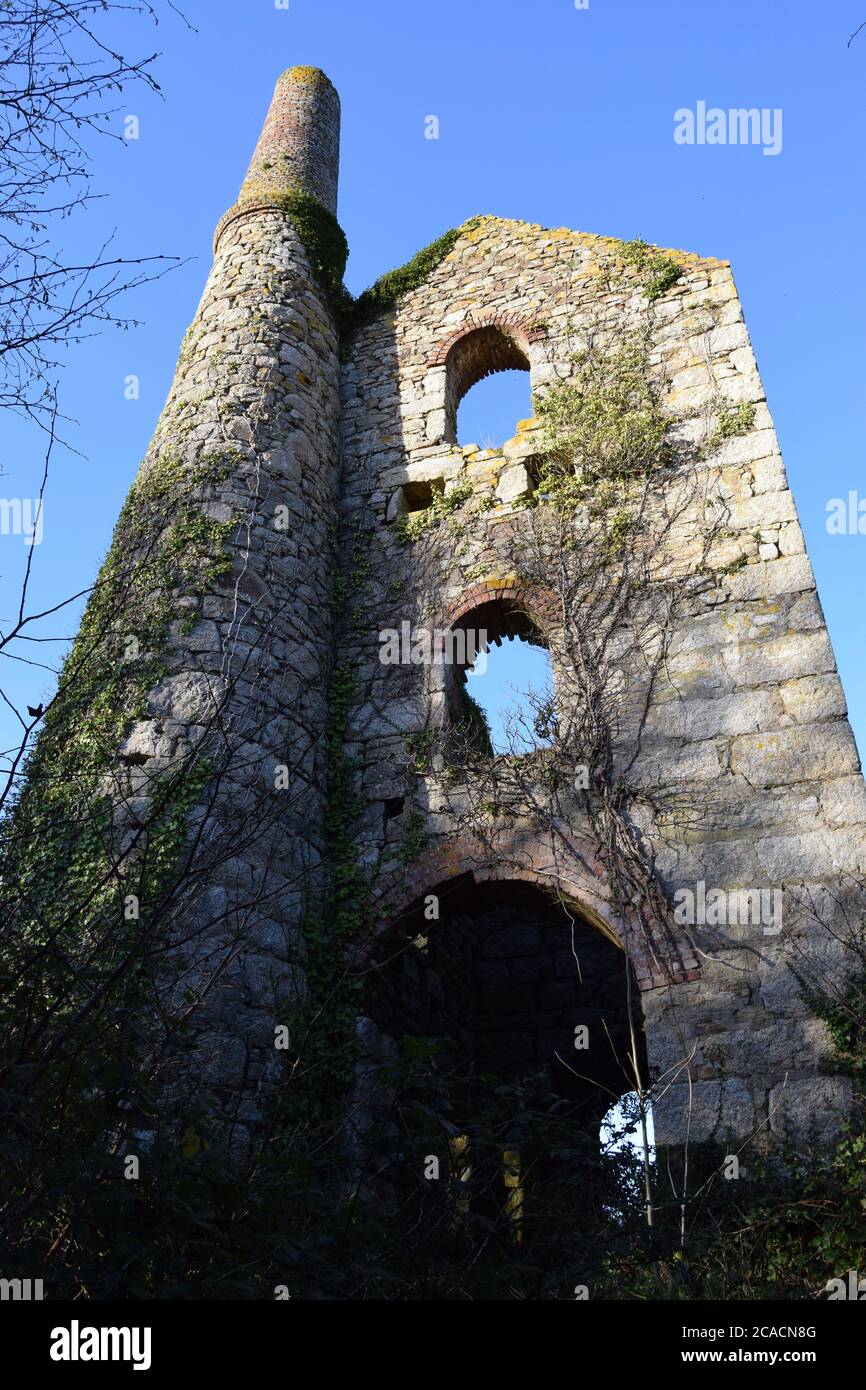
[
  {"left": 446, "top": 577, "right": 559, "bottom": 642},
  {"left": 432, "top": 314, "right": 546, "bottom": 445},
  {"left": 369, "top": 830, "right": 700, "bottom": 989},
  {"left": 430, "top": 312, "right": 546, "bottom": 369}
]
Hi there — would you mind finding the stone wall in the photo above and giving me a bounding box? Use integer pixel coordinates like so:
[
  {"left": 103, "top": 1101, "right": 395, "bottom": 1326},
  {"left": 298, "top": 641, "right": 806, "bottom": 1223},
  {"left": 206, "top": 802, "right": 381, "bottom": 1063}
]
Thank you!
[{"left": 339, "top": 214, "right": 866, "bottom": 1151}]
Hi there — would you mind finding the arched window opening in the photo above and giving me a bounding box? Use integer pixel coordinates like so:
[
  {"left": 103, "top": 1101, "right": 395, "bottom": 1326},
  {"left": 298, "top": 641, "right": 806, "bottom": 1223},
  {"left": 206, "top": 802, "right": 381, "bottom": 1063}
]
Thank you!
[
  {"left": 447, "top": 598, "right": 553, "bottom": 757},
  {"left": 362, "top": 878, "right": 649, "bottom": 1255},
  {"left": 444, "top": 325, "right": 532, "bottom": 447},
  {"left": 456, "top": 369, "right": 532, "bottom": 450}
]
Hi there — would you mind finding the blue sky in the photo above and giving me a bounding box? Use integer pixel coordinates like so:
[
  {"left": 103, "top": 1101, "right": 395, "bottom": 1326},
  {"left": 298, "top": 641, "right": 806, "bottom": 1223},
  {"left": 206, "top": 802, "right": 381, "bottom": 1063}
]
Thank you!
[{"left": 2, "top": 0, "right": 864, "bottom": 766}]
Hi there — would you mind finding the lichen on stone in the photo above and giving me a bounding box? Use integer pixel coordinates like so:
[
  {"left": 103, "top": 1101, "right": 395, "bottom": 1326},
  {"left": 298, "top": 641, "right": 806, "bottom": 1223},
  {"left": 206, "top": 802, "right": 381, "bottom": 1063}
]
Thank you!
[{"left": 282, "top": 66, "right": 334, "bottom": 88}]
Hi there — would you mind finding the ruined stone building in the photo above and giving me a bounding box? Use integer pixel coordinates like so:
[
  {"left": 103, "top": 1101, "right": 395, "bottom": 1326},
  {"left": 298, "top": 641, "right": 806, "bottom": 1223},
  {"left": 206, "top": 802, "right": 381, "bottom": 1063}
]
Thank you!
[{"left": 25, "top": 66, "right": 866, "bottom": 1185}]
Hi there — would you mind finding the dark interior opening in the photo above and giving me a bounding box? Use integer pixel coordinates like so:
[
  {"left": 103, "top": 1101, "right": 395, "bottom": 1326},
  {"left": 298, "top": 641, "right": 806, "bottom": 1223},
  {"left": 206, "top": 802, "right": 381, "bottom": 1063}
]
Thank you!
[
  {"left": 365, "top": 876, "right": 648, "bottom": 1238},
  {"left": 402, "top": 478, "right": 443, "bottom": 513}
]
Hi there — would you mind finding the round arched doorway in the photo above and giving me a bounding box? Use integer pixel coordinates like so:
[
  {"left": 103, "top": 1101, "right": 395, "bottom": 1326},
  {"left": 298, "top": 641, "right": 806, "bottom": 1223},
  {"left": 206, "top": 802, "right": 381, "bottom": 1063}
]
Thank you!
[{"left": 361, "top": 874, "right": 649, "bottom": 1247}]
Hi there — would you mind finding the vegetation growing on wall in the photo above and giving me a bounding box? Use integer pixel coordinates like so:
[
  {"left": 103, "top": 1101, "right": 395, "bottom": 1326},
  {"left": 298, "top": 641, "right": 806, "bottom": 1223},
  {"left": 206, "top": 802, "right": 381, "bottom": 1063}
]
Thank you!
[
  {"left": 284, "top": 656, "right": 369, "bottom": 1116},
  {"left": 282, "top": 535, "right": 382, "bottom": 1119},
  {"left": 395, "top": 478, "right": 474, "bottom": 543},
  {"left": 283, "top": 218, "right": 689, "bottom": 352},
  {"left": 618, "top": 237, "right": 683, "bottom": 302},
  {"left": 707, "top": 399, "right": 756, "bottom": 449},
  {"left": 531, "top": 334, "right": 670, "bottom": 537},
  {"left": 0, "top": 444, "right": 248, "bottom": 1294},
  {"left": 347, "top": 221, "right": 480, "bottom": 336},
  {"left": 266, "top": 191, "right": 351, "bottom": 322},
  {"left": 1, "top": 449, "right": 235, "bottom": 938},
  {"left": 454, "top": 682, "right": 494, "bottom": 758},
  {"left": 263, "top": 212, "right": 689, "bottom": 362}
]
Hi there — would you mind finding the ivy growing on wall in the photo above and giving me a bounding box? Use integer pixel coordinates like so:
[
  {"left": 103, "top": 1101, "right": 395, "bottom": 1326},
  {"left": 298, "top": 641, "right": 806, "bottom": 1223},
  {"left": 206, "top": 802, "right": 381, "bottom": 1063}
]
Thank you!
[
  {"left": 280, "top": 540, "right": 379, "bottom": 1120},
  {"left": 4, "top": 452, "right": 234, "bottom": 901},
  {"left": 255, "top": 207, "right": 482, "bottom": 346},
  {"left": 268, "top": 191, "right": 351, "bottom": 323},
  {"left": 707, "top": 399, "right": 756, "bottom": 450},
  {"left": 0, "top": 447, "right": 238, "bottom": 1101},
  {"left": 346, "top": 221, "right": 480, "bottom": 336}
]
